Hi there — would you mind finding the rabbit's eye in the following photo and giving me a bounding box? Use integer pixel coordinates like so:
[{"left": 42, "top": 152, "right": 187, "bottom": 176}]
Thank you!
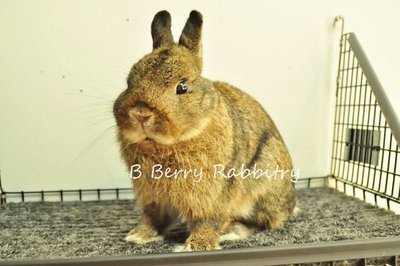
[{"left": 176, "top": 81, "right": 188, "bottom": 95}]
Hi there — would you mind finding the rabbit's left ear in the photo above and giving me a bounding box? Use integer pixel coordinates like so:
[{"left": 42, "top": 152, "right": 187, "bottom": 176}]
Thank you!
[{"left": 179, "top": 11, "right": 203, "bottom": 68}]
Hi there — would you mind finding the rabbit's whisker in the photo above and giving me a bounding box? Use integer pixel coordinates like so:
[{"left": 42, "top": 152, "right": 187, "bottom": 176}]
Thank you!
[
  {"left": 65, "top": 93, "right": 114, "bottom": 102},
  {"left": 74, "top": 124, "right": 117, "bottom": 163}
]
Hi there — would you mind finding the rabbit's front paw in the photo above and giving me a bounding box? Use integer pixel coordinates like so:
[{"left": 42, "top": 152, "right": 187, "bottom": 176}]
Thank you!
[
  {"left": 174, "top": 236, "right": 221, "bottom": 252},
  {"left": 125, "top": 227, "right": 163, "bottom": 244}
]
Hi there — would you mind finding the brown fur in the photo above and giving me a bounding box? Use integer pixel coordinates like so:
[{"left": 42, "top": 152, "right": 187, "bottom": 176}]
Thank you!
[{"left": 113, "top": 10, "right": 295, "bottom": 251}]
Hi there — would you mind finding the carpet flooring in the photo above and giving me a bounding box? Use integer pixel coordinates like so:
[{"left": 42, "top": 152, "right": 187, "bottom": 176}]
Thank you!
[{"left": 1, "top": 187, "right": 400, "bottom": 262}]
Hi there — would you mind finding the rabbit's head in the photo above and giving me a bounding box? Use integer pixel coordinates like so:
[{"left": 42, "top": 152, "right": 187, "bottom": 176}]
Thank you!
[{"left": 114, "top": 11, "right": 218, "bottom": 148}]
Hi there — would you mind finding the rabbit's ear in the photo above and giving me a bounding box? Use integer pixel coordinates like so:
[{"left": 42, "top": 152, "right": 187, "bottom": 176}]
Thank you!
[
  {"left": 151, "top": 10, "right": 174, "bottom": 49},
  {"left": 179, "top": 11, "right": 203, "bottom": 67}
]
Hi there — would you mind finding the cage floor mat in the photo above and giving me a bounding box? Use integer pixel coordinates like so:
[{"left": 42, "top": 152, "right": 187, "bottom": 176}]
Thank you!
[{"left": 1, "top": 187, "right": 400, "bottom": 261}]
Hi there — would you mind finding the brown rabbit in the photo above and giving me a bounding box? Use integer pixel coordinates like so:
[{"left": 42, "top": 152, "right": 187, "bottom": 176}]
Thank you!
[{"left": 113, "top": 10, "right": 296, "bottom": 251}]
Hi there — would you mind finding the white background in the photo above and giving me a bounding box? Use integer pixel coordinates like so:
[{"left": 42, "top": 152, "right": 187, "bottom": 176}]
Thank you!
[{"left": 1, "top": 0, "right": 399, "bottom": 191}]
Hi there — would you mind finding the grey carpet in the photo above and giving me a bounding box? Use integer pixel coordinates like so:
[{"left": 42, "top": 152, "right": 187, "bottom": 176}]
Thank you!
[{"left": 1, "top": 187, "right": 400, "bottom": 261}]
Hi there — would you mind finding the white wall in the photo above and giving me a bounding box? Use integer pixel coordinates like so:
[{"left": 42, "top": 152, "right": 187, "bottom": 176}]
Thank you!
[
  {"left": 0, "top": 0, "right": 399, "bottom": 192},
  {"left": 327, "top": 0, "right": 400, "bottom": 117}
]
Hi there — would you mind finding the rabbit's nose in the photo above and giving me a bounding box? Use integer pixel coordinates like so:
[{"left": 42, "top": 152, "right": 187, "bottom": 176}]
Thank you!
[
  {"left": 131, "top": 102, "right": 152, "bottom": 115},
  {"left": 135, "top": 114, "right": 151, "bottom": 125},
  {"left": 129, "top": 111, "right": 152, "bottom": 127},
  {"left": 130, "top": 102, "right": 153, "bottom": 126}
]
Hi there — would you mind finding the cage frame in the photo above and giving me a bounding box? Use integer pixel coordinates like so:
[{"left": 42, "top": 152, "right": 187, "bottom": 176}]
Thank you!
[{"left": 0, "top": 237, "right": 399, "bottom": 266}]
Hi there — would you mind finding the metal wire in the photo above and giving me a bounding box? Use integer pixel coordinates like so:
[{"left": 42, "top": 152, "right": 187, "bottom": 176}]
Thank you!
[
  {"left": 0, "top": 175, "right": 327, "bottom": 204},
  {"left": 333, "top": 16, "right": 345, "bottom": 40},
  {"left": 1, "top": 187, "right": 133, "bottom": 203},
  {"left": 0, "top": 170, "right": 6, "bottom": 205},
  {"left": 331, "top": 33, "right": 400, "bottom": 209}
]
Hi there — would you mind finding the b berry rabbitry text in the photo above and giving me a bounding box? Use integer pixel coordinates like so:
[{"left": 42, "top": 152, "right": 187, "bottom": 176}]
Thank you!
[{"left": 130, "top": 164, "right": 299, "bottom": 183}]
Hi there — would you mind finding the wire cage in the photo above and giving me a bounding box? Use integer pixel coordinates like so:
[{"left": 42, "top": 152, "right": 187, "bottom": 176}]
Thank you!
[
  {"left": 330, "top": 33, "right": 400, "bottom": 213},
  {"left": 1, "top": 30, "right": 400, "bottom": 265}
]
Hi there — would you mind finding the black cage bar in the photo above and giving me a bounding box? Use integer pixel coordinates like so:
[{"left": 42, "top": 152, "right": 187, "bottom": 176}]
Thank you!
[{"left": 330, "top": 33, "right": 400, "bottom": 211}]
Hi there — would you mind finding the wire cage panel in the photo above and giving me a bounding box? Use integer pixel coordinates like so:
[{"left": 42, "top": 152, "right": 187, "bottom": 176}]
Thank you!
[
  {"left": 331, "top": 33, "right": 400, "bottom": 213},
  {"left": 0, "top": 185, "right": 134, "bottom": 204}
]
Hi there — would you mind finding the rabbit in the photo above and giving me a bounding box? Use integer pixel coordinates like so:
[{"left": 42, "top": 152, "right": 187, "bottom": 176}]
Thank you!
[{"left": 113, "top": 10, "right": 296, "bottom": 251}]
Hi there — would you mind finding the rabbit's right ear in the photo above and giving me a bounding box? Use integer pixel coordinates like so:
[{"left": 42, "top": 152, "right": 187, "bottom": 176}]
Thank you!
[{"left": 151, "top": 10, "right": 173, "bottom": 49}]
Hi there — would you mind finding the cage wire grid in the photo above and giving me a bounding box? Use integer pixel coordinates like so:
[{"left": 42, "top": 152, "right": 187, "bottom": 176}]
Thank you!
[{"left": 330, "top": 33, "right": 400, "bottom": 212}]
